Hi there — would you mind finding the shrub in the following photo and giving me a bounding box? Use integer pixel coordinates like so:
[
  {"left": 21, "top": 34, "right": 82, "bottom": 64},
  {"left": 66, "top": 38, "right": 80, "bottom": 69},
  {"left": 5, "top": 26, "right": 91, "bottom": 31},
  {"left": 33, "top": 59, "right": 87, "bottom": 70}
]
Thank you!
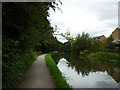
[
  {"left": 87, "top": 51, "right": 119, "bottom": 62},
  {"left": 79, "top": 50, "right": 89, "bottom": 57},
  {"left": 113, "top": 46, "right": 120, "bottom": 53}
]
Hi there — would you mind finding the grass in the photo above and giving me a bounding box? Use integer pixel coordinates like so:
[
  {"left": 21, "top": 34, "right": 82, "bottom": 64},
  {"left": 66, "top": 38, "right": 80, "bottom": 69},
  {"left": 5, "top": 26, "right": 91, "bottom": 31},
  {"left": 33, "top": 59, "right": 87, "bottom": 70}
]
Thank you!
[
  {"left": 86, "top": 51, "right": 120, "bottom": 63},
  {"left": 45, "top": 54, "right": 72, "bottom": 89}
]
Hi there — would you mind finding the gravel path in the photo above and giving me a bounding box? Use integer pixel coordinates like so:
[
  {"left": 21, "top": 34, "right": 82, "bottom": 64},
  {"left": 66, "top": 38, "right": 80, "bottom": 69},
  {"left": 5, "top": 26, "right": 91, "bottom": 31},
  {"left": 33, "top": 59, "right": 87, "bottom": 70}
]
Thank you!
[{"left": 17, "top": 54, "right": 55, "bottom": 88}]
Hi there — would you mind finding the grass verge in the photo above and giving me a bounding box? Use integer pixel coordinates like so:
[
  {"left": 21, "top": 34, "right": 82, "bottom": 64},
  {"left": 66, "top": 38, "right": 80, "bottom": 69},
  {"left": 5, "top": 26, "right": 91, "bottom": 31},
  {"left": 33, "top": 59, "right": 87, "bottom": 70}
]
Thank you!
[
  {"left": 86, "top": 51, "right": 120, "bottom": 63},
  {"left": 45, "top": 54, "right": 72, "bottom": 89}
]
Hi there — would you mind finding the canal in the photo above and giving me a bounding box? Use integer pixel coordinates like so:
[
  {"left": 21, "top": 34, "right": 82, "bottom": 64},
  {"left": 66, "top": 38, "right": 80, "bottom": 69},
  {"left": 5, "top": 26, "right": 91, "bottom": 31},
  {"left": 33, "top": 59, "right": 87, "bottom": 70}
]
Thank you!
[{"left": 52, "top": 53, "right": 120, "bottom": 88}]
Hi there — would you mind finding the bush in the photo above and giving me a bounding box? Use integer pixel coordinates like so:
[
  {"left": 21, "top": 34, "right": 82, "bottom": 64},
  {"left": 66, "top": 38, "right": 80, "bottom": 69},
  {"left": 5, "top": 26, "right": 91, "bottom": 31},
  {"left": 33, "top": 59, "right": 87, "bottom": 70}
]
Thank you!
[
  {"left": 2, "top": 2, "right": 56, "bottom": 88},
  {"left": 113, "top": 46, "right": 120, "bottom": 53},
  {"left": 79, "top": 50, "right": 89, "bottom": 56},
  {"left": 87, "top": 52, "right": 119, "bottom": 62}
]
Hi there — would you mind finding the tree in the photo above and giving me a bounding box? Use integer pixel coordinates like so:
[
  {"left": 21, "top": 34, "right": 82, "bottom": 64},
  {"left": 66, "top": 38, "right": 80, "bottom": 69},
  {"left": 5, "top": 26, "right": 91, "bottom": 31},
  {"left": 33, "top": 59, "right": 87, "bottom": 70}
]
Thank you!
[
  {"left": 71, "top": 32, "right": 92, "bottom": 55},
  {"left": 106, "top": 36, "right": 114, "bottom": 50},
  {"left": 2, "top": 2, "right": 61, "bottom": 88}
]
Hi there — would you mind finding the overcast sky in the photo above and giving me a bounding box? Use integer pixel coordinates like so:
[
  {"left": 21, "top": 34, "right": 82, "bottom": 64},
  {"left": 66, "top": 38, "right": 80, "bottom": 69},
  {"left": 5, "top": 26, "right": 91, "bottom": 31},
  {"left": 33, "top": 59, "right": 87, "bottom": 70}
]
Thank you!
[{"left": 48, "top": 0, "right": 120, "bottom": 43}]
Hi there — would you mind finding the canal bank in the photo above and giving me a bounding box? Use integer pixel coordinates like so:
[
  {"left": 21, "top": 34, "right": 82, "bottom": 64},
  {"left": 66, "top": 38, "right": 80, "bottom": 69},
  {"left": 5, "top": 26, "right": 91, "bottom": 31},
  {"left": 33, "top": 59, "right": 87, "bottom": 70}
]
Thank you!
[{"left": 45, "top": 54, "right": 72, "bottom": 89}]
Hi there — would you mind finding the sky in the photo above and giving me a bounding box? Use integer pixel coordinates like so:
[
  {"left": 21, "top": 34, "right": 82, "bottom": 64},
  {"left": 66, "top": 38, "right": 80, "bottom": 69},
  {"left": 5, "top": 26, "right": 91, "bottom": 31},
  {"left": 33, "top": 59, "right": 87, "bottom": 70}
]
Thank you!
[{"left": 48, "top": 0, "right": 120, "bottom": 43}]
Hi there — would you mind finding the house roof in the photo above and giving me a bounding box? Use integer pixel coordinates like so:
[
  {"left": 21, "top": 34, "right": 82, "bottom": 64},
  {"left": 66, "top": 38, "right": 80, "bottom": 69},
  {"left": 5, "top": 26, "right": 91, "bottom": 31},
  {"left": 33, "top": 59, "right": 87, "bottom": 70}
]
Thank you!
[
  {"left": 93, "top": 35, "right": 105, "bottom": 39},
  {"left": 111, "top": 27, "right": 120, "bottom": 34}
]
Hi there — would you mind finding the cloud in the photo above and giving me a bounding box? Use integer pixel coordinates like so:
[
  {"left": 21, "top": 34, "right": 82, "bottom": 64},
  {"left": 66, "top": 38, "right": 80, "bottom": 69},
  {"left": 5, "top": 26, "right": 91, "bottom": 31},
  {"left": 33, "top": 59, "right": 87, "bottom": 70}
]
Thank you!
[
  {"left": 89, "top": 2, "right": 118, "bottom": 21},
  {"left": 49, "top": 0, "right": 118, "bottom": 42}
]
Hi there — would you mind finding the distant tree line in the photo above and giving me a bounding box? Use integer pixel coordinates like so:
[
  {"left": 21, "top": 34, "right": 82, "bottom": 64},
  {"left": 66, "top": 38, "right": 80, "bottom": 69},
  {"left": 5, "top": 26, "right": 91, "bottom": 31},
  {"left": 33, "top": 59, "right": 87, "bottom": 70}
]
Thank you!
[{"left": 61, "top": 32, "right": 120, "bottom": 55}]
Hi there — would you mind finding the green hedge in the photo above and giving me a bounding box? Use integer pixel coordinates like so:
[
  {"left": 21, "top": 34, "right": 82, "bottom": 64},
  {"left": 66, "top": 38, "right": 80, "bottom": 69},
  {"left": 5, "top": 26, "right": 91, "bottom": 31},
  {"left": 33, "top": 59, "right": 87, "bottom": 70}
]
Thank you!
[{"left": 2, "top": 49, "right": 40, "bottom": 88}]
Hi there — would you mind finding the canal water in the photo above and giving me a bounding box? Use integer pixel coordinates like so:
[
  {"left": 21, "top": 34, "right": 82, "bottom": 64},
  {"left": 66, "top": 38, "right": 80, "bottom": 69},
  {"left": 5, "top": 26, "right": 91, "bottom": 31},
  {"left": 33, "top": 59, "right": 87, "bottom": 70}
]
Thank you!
[{"left": 52, "top": 54, "right": 120, "bottom": 88}]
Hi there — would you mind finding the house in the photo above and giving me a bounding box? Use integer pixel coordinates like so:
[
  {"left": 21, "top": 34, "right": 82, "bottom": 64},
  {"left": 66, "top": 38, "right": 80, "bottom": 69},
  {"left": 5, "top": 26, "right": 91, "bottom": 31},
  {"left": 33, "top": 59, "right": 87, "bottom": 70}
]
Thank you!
[
  {"left": 93, "top": 35, "right": 107, "bottom": 42},
  {"left": 111, "top": 27, "right": 120, "bottom": 45},
  {"left": 93, "top": 35, "right": 107, "bottom": 47},
  {"left": 111, "top": 27, "right": 120, "bottom": 40}
]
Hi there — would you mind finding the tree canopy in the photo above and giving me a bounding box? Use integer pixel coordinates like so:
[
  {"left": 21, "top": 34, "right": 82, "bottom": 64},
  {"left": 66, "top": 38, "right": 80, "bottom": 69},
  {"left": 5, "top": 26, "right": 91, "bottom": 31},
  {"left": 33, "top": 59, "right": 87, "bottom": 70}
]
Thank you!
[{"left": 2, "top": 2, "right": 62, "bottom": 88}]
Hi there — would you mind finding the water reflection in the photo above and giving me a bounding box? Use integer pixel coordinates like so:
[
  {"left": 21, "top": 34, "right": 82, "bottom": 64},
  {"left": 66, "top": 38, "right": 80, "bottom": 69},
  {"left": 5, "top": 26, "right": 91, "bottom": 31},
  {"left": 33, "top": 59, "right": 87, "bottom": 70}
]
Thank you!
[{"left": 55, "top": 54, "right": 120, "bottom": 88}]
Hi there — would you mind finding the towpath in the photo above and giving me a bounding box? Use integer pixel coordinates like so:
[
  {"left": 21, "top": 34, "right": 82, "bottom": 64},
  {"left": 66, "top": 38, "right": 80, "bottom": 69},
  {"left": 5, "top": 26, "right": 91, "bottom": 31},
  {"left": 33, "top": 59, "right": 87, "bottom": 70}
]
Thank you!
[{"left": 17, "top": 54, "right": 55, "bottom": 88}]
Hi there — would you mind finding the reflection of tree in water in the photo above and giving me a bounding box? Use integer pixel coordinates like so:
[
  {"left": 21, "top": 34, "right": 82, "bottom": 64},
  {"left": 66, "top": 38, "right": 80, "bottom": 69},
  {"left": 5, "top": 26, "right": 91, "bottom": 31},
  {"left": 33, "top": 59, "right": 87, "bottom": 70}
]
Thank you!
[
  {"left": 51, "top": 52, "right": 63, "bottom": 64},
  {"left": 107, "top": 67, "right": 120, "bottom": 83},
  {"left": 62, "top": 54, "right": 120, "bottom": 82}
]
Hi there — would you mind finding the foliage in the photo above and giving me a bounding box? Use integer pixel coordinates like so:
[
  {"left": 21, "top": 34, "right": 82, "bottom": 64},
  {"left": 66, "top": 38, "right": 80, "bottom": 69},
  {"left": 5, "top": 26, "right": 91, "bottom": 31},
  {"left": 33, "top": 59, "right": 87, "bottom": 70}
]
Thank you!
[
  {"left": 79, "top": 50, "right": 89, "bottom": 57},
  {"left": 87, "top": 52, "right": 120, "bottom": 63},
  {"left": 105, "top": 36, "right": 114, "bottom": 50},
  {"left": 51, "top": 51, "right": 62, "bottom": 64},
  {"left": 113, "top": 46, "right": 120, "bottom": 53},
  {"left": 2, "top": 2, "right": 60, "bottom": 88},
  {"left": 62, "top": 30, "right": 74, "bottom": 42},
  {"left": 61, "top": 41, "right": 71, "bottom": 53},
  {"left": 63, "top": 31, "right": 119, "bottom": 64},
  {"left": 25, "top": 51, "right": 42, "bottom": 69},
  {"left": 71, "top": 32, "right": 93, "bottom": 55},
  {"left": 45, "top": 54, "right": 72, "bottom": 89}
]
